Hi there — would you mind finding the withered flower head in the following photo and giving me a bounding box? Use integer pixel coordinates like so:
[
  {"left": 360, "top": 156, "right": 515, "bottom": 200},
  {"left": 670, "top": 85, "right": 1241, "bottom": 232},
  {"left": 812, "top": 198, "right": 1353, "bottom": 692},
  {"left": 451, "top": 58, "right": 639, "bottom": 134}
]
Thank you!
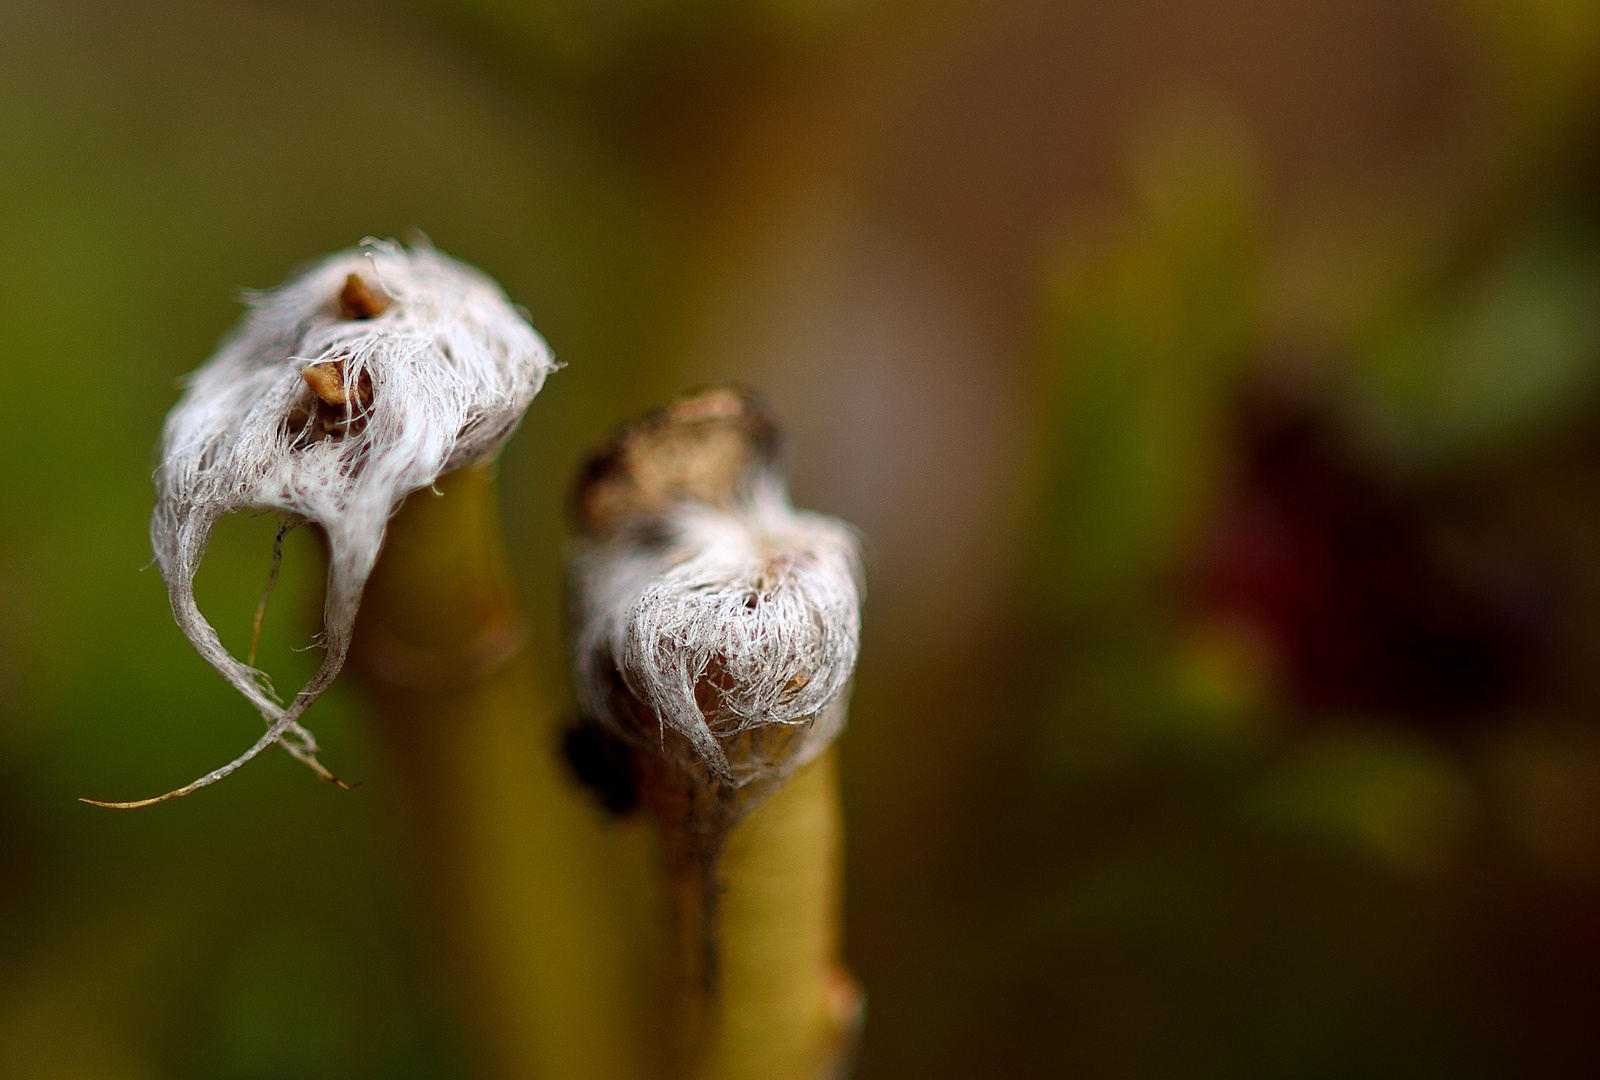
[
  {"left": 99, "top": 239, "right": 554, "bottom": 806},
  {"left": 569, "top": 389, "right": 863, "bottom": 791}
]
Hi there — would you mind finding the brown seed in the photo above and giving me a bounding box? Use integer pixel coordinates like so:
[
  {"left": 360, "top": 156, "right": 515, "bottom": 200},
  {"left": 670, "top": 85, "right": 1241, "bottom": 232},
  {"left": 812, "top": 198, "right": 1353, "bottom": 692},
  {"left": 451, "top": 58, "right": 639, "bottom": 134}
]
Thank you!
[
  {"left": 302, "top": 362, "right": 350, "bottom": 405},
  {"left": 338, "top": 273, "right": 389, "bottom": 319}
]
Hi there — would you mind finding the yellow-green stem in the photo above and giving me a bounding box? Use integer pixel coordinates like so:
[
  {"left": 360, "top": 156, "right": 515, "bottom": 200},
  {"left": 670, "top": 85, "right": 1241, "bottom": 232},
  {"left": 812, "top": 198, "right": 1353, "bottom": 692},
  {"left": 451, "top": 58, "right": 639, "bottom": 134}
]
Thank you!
[
  {"left": 656, "top": 750, "right": 861, "bottom": 1080},
  {"left": 352, "top": 465, "right": 653, "bottom": 1080}
]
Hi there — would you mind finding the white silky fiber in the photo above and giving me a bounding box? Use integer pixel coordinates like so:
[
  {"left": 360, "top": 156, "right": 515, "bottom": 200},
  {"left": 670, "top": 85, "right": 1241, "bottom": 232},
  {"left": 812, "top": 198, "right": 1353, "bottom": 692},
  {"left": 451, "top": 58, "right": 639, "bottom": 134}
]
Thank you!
[
  {"left": 572, "top": 471, "right": 864, "bottom": 789},
  {"left": 136, "top": 239, "right": 554, "bottom": 804}
]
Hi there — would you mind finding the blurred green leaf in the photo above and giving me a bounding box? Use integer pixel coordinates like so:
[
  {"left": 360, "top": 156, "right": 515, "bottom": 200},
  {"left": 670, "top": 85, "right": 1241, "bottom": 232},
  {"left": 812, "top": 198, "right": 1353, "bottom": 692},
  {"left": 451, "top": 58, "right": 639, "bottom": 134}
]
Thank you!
[
  {"left": 1034, "top": 135, "right": 1259, "bottom": 611},
  {"left": 1352, "top": 214, "right": 1600, "bottom": 467},
  {"left": 1246, "top": 731, "right": 1472, "bottom": 874}
]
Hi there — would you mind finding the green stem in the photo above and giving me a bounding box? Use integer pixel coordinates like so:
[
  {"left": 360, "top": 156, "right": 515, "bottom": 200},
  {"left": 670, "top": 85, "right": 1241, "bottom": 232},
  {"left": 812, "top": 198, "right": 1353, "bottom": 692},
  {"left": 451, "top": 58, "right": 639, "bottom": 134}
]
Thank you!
[
  {"left": 654, "top": 750, "right": 862, "bottom": 1080},
  {"left": 352, "top": 465, "right": 652, "bottom": 1080}
]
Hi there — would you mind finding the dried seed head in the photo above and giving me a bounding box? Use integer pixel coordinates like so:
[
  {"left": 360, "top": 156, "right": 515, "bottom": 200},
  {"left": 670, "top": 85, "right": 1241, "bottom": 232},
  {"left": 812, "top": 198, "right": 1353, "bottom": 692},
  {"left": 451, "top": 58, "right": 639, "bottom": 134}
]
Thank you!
[
  {"left": 96, "top": 239, "right": 554, "bottom": 807},
  {"left": 569, "top": 390, "right": 863, "bottom": 792}
]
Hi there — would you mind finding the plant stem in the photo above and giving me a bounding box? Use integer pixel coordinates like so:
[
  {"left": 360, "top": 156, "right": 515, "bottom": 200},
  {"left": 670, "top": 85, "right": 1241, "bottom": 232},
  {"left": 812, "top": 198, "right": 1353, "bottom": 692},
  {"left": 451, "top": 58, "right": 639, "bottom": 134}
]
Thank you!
[
  {"left": 650, "top": 749, "right": 862, "bottom": 1080},
  {"left": 352, "top": 464, "right": 653, "bottom": 1080}
]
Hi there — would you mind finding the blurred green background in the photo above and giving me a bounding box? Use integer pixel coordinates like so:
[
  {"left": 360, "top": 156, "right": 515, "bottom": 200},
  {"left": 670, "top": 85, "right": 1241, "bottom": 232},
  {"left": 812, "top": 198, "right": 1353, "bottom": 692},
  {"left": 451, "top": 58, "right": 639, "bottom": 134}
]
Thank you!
[{"left": 8, "top": 0, "right": 1600, "bottom": 1076}]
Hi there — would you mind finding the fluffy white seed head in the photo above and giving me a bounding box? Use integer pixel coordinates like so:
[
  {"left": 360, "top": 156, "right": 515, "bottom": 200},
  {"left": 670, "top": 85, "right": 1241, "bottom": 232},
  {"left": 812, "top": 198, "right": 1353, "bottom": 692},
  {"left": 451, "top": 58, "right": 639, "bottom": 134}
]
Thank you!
[
  {"left": 569, "top": 390, "right": 863, "bottom": 790},
  {"left": 115, "top": 239, "right": 554, "bottom": 806}
]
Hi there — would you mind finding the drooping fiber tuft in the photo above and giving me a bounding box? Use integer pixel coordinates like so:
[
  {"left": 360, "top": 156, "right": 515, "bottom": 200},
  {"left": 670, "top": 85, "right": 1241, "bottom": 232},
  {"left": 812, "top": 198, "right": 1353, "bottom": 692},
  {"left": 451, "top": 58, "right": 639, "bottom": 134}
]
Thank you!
[{"left": 97, "top": 239, "right": 554, "bottom": 807}]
